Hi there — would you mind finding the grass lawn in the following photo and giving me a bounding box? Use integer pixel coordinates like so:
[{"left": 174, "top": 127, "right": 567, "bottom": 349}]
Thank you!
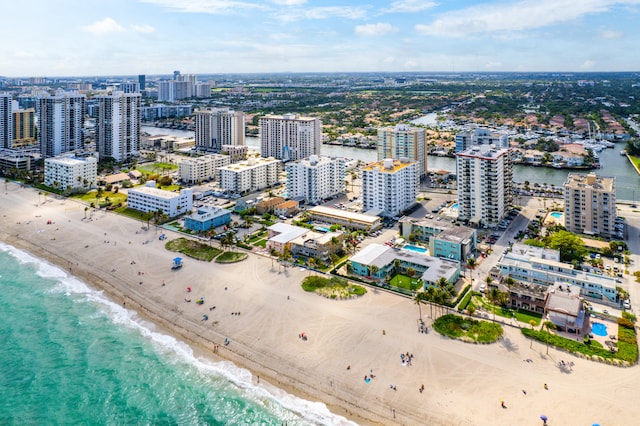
[
  {"left": 114, "top": 207, "right": 148, "bottom": 221},
  {"left": 473, "top": 295, "right": 541, "bottom": 325},
  {"left": 628, "top": 155, "right": 640, "bottom": 172},
  {"left": 165, "top": 237, "right": 222, "bottom": 261},
  {"left": 137, "top": 163, "right": 178, "bottom": 175},
  {"left": 252, "top": 239, "right": 267, "bottom": 248},
  {"left": 389, "top": 274, "right": 422, "bottom": 291},
  {"left": 215, "top": 251, "right": 248, "bottom": 263},
  {"left": 72, "top": 190, "right": 127, "bottom": 206},
  {"left": 301, "top": 275, "right": 366, "bottom": 299},
  {"left": 433, "top": 314, "right": 503, "bottom": 344}
]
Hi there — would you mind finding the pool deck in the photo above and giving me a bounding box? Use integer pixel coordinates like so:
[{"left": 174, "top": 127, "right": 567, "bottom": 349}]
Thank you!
[{"left": 544, "top": 211, "right": 565, "bottom": 227}]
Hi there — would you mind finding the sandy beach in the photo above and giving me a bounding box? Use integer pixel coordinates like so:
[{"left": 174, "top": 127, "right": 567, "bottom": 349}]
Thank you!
[{"left": 1, "top": 181, "right": 639, "bottom": 425}]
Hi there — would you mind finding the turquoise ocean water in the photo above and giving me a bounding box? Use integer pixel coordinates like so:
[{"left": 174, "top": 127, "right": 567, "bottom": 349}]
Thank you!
[{"left": 0, "top": 242, "right": 353, "bottom": 426}]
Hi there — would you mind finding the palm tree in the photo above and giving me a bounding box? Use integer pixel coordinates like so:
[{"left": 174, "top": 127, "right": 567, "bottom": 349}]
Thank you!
[
  {"left": 84, "top": 206, "right": 89, "bottom": 219},
  {"left": 529, "top": 320, "right": 537, "bottom": 348},
  {"left": 488, "top": 287, "right": 501, "bottom": 321},
  {"left": 414, "top": 291, "right": 425, "bottom": 320},
  {"left": 369, "top": 264, "right": 379, "bottom": 280},
  {"left": 307, "top": 257, "right": 317, "bottom": 276},
  {"left": 543, "top": 320, "right": 556, "bottom": 355}
]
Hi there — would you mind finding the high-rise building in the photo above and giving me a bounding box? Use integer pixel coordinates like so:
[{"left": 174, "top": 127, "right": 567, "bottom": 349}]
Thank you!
[
  {"left": 44, "top": 155, "right": 97, "bottom": 191},
  {"left": 194, "top": 108, "right": 245, "bottom": 153},
  {"left": 456, "top": 145, "right": 513, "bottom": 228},
  {"left": 563, "top": 173, "right": 617, "bottom": 238},
  {"left": 259, "top": 113, "right": 321, "bottom": 162},
  {"left": 285, "top": 155, "right": 345, "bottom": 204},
  {"left": 377, "top": 124, "right": 427, "bottom": 178},
  {"left": 0, "top": 93, "right": 12, "bottom": 149},
  {"left": 361, "top": 158, "right": 418, "bottom": 217},
  {"left": 12, "top": 108, "right": 36, "bottom": 147},
  {"left": 120, "top": 82, "right": 140, "bottom": 93},
  {"left": 38, "top": 90, "right": 86, "bottom": 158},
  {"left": 218, "top": 157, "right": 280, "bottom": 194},
  {"left": 138, "top": 74, "right": 146, "bottom": 91},
  {"left": 455, "top": 128, "right": 508, "bottom": 153},
  {"left": 95, "top": 91, "right": 141, "bottom": 162}
]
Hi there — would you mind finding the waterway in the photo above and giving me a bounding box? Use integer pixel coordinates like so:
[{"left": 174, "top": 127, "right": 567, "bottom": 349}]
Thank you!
[{"left": 142, "top": 123, "right": 639, "bottom": 202}]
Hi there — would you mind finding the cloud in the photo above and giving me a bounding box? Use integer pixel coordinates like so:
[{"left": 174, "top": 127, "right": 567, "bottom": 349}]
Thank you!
[
  {"left": 131, "top": 24, "right": 155, "bottom": 33},
  {"left": 80, "top": 18, "right": 126, "bottom": 35},
  {"left": 271, "top": 0, "right": 306, "bottom": 5},
  {"left": 278, "top": 6, "right": 367, "bottom": 21},
  {"left": 386, "top": 0, "right": 437, "bottom": 13},
  {"left": 582, "top": 59, "right": 597, "bottom": 69},
  {"left": 355, "top": 23, "right": 398, "bottom": 36},
  {"left": 600, "top": 29, "right": 623, "bottom": 38},
  {"left": 414, "top": 0, "right": 638, "bottom": 37},
  {"left": 140, "top": 0, "right": 266, "bottom": 14}
]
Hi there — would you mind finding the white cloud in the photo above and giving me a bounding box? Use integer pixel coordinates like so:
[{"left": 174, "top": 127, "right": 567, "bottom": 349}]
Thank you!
[
  {"left": 386, "top": 0, "right": 437, "bottom": 13},
  {"left": 582, "top": 59, "right": 597, "bottom": 69},
  {"left": 278, "top": 6, "right": 367, "bottom": 21},
  {"left": 80, "top": 18, "right": 126, "bottom": 35},
  {"left": 131, "top": 24, "right": 155, "bottom": 33},
  {"left": 414, "top": 0, "right": 639, "bottom": 37},
  {"left": 355, "top": 23, "right": 398, "bottom": 36},
  {"left": 600, "top": 29, "right": 623, "bottom": 38},
  {"left": 140, "top": 0, "right": 266, "bottom": 14},
  {"left": 271, "top": 0, "right": 306, "bottom": 5}
]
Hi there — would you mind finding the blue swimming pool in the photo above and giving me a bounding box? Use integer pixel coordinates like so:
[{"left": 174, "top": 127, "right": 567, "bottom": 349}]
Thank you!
[
  {"left": 451, "top": 203, "right": 459, "bottom": 210},
  {"left": 550, "top": 212, "right": 563, "bottom": 219},
  {"left": 403, "top": 244, "right": 427, "bottom": 254},
  {"left": 591, "top": 322, "right": 608, "bottom": 337},
  {"left": 315, "top": 226, "right": 330, "bottom": 233}
]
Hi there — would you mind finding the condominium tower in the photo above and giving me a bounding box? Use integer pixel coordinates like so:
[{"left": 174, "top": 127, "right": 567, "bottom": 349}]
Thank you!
[
  {"left": 12, "top": 108, "right": 36, "bottom": 147},
  {"left": 95, "top": 91, "right": 141, "bottom": 162},
  {"left": 455, "top": 128, "right": 508, "bottom": 153},
  {"left": 362, "top": 158, "right": 418, "bottom": 217},
  {"left": 456, "top": 145, "right": 513, "bottom": 228},
  {"left": 563, "top": 173, "right": 616, "bottom": 238},
  {"left": 218, "top": 157, "right": 280, "bottom": 194},
  {"left": 194, "top": 108, "right": 245, "bottom": 153},
  {"left": 38, "top": 90, "right": 86, "bottom": 158},
  {"left": 0, "top": 93, "right": 11, "bottom": 148},
  {"left": 377, "top": 125, "right": 427, "bottom": 178},
  {"left": 285, "top": 155, "right": 346, "bottom": 204},
  {"left": 260, "top": 113, "right": 321, "bottom": 162}
]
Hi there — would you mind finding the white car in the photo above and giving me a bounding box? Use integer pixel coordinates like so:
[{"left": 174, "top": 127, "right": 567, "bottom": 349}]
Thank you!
[
  {"left": 479, "top": 284, "right": 486, "bottom": 292},
  {"left": 623, "top": 301, "right": 631, "bottom": 310}
]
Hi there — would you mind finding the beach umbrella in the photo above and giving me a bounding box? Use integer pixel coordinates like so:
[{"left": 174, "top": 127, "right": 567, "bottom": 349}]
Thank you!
[{"left": 540, "top": 414, "right": 548, "bottom": 424}]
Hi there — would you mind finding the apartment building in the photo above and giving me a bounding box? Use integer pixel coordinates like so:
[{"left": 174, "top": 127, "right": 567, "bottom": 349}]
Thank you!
[
  {"left": 195, "top": 108, "right": 245, "bottom": 153},
  {"left": 377, "top": 125, "right": 427, "bottom": 178},
  {"left": 455, "top": 128, "right": 508, "bottom": 153},
  {"left": 38, "top": 90, "right": 86, "bottom": 158},
  {"left": 12, "top": 108, "right": 36, "bottom": 147},
  {"left": 361, "top": 158, "right": 418, "bottom": 218},
  {"left": 95, "top": 91, "right": 141, "bottom": 163},
  {"left": 563, "top": 173, "right": 617, "bottom": 238},
  {"left": 456, "top": 145, "right": 513, "bottom": 228},
  {"left": 399, "top": 217, "right": 477, "bottom": 261},
  {"left": 260, "top": 113, "right": 321, "bottom": 162},
  {"left": 285, "top": 155, "right": 345, "bottom": 204},
  {"left": 127, "top": 181, "right": 193, "bottom": 218},
  {"left": 44, "top": 155, "right": 97, "bottom": 191},
  {"left": 178, "top": 154, "right": 230, "bottom": 184},
  {"left": 0, "top": 93, "right": 11, "bottom": 148},
  {"left": 218, "top": 157, "right": 280, "bottom": 194}
]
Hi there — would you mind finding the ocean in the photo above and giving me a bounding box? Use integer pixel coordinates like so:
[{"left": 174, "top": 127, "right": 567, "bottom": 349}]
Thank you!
[{"left": 0, "top": 242, "right": 354, "bottom": 426}]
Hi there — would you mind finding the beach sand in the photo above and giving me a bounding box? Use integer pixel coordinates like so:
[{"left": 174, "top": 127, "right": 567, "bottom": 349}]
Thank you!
[{"left": 1, "top": 181, "right": 639, "bottom": 425}]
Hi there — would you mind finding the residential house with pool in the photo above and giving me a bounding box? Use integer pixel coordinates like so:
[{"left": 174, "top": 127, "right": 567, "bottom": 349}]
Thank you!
[
  {"left": 399, "top": 217, "right": 476, "bottom": 261},
  {"left": 348, "top": 243, "right": 460, "bottom": 288}
]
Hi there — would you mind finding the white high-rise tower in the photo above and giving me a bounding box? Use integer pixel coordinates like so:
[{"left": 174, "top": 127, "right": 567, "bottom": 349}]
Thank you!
[
  {"left": 194, "top": 108, "right": 245, "bottom": 153},
  {"left": 96, "top": 91, "right": 141, "bottom": 162},
  {"left": 259, "top": 113, "right": 321, "bottom": 162},
  {"left": 38, "top": 90, "right": 86, "bottom": 158}
]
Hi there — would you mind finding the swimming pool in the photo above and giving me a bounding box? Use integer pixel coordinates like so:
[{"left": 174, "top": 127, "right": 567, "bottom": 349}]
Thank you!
[
  {"left": 550, "top": 212, "right": 563, "bottom": 219},
  {"left": 451, "top": 203, "right": 459, "bottom": 210},
  {"left": 591, "top": 322, "right": 608, "bottom": 337},
  {"left": 315, "top": 226, "right": 330, "bottom": 233},
  {"left": 403, "top": 244, "right": 427, "bottom": 254}
]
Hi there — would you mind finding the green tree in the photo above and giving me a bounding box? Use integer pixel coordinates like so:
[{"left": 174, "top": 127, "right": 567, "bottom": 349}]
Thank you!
[
  {"left": 543, "top": 320, "right": 556, "bottom": 354},
  {"left": 414, "top": 291, "right": 425, "bottom": 320},
  {"left": 548, "top": 230, "right": 587, "bottom": 262}
]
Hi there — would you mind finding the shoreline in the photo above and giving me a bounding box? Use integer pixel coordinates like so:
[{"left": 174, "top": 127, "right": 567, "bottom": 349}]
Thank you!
[{"left": 2, "top": 182, "right": 640, "bottom": 425}]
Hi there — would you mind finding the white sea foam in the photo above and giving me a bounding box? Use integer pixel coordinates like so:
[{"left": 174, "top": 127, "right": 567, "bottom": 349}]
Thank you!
[{"left": 0, "top": 241, "right": 356, "bottom": 426}]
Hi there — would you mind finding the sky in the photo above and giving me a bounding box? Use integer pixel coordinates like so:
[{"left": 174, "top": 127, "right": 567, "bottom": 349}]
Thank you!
[{"left": 2, "top": 0, "right": 640, "bottom": 77}]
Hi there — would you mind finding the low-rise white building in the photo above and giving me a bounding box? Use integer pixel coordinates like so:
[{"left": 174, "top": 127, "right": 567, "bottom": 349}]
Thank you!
[
  {"left": 178, "top": 154, "right": 230, "bottom": 184},
  {"left": 285, "top": 155, "right": 345, "bottom": 204},
  {"left": 127, "top": 181, "right": 193, "bottom": 218},
  {"left": 44, "top": 155, "right": 97, "bottom": 192},
  {"left": 218, "top": 156, "right": 280, "bottom": 194}
]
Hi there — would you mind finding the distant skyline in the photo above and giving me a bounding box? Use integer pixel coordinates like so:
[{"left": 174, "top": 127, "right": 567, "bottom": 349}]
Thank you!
[{"left": 2, "top": 0, "right": 640, "bottom": 77}]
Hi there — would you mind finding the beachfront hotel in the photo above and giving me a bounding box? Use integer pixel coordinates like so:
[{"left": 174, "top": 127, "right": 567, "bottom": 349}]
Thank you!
[
  {"left": 194, "top": 108, "right": 245, "bottom": 153},
  {"left": 127, "top": 181, "right": 193, "bottom": 218},
  {"left": 348, "top": 243, "right": 460, "bottom": 288},
  {"left": 361, "top": 158, "right": 419, "bottom": 218},
  {"left": 377, "top": 125, "right": 428, "bottom": 178},
  {"left": 563, "top": 173, "right": 617, "bottom": 238},
  {"left": 218, "top": 156, "right": 280, "bottom": 194},
  {"left": 455, "top": 127, "right": 509, "bottom": 153},
  {"left": 44, "top": 155, "right": 97, "bottom": 192},
  {"left": 95, "top": 91, "right": 141, "bottom": 163},
  {"left": 0, "top": 93, "right": 12, "bottom": 148},
  {"left": 38, "top": 90, "right": 86, "bottom": 159},
  {"left": 178, "top": 154, "right": 231, "bottom": 184},
  {"left": 497, "top": 243, "right": 618, "bottom": 305},
  {"left": 399, "top": 217, "right": 477, "bottom": 261},
  {"left": 456, "top": 145, "right": 513, "bottom": 228},
  {"left": 184, "top": 206, "right": 232, "bottom": 232},
  {"left": 285, "top": 155, "right": 346, "bottom": 204},
  {"left": 259, "top": 113, "right": 321, "bottom": 162}
]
